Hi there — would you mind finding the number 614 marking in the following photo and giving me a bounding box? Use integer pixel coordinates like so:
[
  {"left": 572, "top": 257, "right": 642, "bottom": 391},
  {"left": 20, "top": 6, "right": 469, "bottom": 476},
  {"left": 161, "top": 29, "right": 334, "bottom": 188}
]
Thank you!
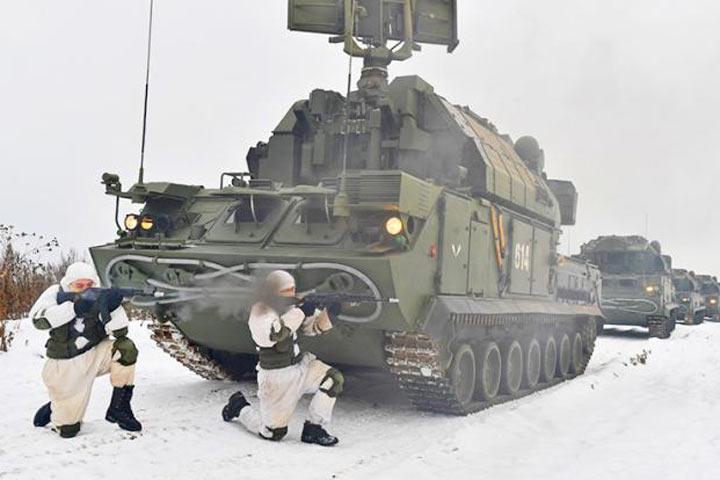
[{"left": 514, "top": 243, "right": 531, "bottom": 271}]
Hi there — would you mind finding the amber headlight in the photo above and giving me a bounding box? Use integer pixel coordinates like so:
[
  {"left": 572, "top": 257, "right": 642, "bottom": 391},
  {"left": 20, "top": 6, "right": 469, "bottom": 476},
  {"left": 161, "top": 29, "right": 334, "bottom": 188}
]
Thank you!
[
  {"left": 140, "top": 215, "right": 155, "bottom": 231},
  {"left": 124, "top": 214, "right": 139, "bottom": 231},
  {"left": 385, "top": 217, "right": 404, "bottom": 236},
  {"left": 644, "top": 285, "right": 659, "bottom": 296}
]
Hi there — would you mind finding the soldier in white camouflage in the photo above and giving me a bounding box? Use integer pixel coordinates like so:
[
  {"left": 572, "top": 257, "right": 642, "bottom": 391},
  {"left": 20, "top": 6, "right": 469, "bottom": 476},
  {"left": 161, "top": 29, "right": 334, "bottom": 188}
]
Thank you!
[
  {"left": 29, "top": 262, "right": 142, "bottom": 438},
  {"left": 222, "top": 270, "right": 343, "bottom": 446}
]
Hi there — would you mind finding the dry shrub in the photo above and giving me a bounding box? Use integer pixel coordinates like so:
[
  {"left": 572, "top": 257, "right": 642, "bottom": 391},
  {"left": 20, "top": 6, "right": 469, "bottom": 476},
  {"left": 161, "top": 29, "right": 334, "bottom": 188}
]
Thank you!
[{"left": 0, "top": 225, "right": 81, "bottom": 352}]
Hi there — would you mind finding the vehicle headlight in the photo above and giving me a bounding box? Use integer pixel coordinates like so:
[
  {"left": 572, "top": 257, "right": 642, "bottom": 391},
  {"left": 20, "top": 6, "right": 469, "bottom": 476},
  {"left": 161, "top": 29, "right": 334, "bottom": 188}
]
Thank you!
[
  {"left": 385, "top": 217, "right": 404, "bottom": 236},
  {"left": 140, "top": 215, "right": 155, "bottom": 231},
  {"left": 711, "top": 298, "right": 718, "bottom": 305},
  {"left": 644, "top": 284, "right": 659, "bottom": 296},
  {"left": 124, "top": 214, "right": 139, "bottom": 231},
  {"left": 682, "top": 297, "right": 690, "bottom": 303}
]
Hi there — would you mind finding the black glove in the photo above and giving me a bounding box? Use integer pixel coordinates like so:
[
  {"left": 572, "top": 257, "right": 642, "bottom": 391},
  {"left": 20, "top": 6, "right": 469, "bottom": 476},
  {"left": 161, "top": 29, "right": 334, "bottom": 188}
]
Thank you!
[
  {"left": 97, "top": 290, "right": 124, "bottom": 324},
  {"left": 299, "top": 300, "right": 319, "bottom": 317},
  {"left": 56, "top": 291, "right": 77, "bottom": 305},
  {"left": 103, "top": 289, "right": 124, "bottom": 312},
  {"left": 73, "top": 290, "right": 100, "bottom": 317}
]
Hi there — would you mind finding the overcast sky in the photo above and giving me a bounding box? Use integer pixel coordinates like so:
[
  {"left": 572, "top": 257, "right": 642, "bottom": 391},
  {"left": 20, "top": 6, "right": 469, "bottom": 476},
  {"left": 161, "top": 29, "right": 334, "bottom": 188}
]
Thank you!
[{"left": 1, "top": 0, "right": 719, "bottom": 274}]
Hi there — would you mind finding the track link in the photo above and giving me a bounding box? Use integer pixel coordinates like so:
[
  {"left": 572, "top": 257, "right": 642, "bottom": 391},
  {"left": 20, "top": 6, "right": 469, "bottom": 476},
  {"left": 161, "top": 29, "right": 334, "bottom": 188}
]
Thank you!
[
  {"left": 648, "top": 316, "right": 675, "bottom": 339},
  {"left": 147, "top": 321, "right": 231, "bottom": 381},
  {"left": 386, "top": 316, "right": 597, "bottom": 416}
]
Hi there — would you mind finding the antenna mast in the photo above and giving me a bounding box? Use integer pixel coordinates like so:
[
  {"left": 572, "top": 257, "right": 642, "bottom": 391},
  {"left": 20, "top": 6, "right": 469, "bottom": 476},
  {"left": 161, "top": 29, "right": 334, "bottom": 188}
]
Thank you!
[{"left": 138, "top": 0, "right": 155, "bottom": 184}]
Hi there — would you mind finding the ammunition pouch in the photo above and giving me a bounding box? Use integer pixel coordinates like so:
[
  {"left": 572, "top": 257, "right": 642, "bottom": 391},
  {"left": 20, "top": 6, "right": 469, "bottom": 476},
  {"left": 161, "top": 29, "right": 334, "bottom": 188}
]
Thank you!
[
  {"left": 258, "top": 326, "right": 300, "bottom": 370},
  {"left": 45, "top": 314, "right": 108, "bottom": 360},
  {"left": 258, "top": 348, "right": 302, "bottom": 370}
]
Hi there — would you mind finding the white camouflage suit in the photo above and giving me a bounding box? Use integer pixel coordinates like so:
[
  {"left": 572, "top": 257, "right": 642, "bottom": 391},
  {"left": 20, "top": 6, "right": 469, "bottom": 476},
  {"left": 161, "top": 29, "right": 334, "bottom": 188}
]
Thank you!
[
  {"left": 238, "top": 280, "right": 338, "bottom": 439},
  {"left": 29, "top": 263, "right": 135, "bottom": 428}
]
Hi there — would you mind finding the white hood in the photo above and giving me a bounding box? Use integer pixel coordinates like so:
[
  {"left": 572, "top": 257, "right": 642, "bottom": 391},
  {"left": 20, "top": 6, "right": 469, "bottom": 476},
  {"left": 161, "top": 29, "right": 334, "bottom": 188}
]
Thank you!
[
  {"left": 264, "top": 270, "right": 295, "bottom": 294},
  {"left": 60, "top": 262, "right": 101, "bottom": 291}
]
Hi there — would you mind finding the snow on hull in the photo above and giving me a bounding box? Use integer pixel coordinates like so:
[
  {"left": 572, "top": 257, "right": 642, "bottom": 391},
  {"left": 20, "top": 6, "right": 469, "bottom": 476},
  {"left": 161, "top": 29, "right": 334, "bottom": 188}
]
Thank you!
[{"left": 1, "top": 321, "right": 720, "bottom": 479}]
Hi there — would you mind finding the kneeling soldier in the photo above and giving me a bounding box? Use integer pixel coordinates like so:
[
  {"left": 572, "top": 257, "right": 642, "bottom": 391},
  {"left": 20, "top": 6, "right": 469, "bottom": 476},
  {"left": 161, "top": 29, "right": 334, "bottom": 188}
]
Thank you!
[
  {"left": 222, "top": 270, "right": 343, "bottom": 446},
  {"left": 29, "top": 262, "right": 142, "bottom": 438}
]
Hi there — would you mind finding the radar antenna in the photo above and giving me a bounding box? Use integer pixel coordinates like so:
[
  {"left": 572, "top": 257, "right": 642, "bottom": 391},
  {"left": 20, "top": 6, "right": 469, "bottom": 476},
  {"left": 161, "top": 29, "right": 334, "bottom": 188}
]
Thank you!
[{"left": 288, "top": 0, "right": 459, "bottom": 70}]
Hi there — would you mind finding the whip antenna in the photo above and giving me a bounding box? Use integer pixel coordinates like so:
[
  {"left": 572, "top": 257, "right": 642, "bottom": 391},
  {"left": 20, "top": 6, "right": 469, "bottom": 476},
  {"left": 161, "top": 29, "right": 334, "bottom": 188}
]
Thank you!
[
  {"left": 340, "top": 0, "right": 356, "bottom": 178},
  {"left": 138, "top": 0, "right": 155, "bottom": 184},
  {"left": 333, "top": 0, "right": 357, "bottom": 217}
]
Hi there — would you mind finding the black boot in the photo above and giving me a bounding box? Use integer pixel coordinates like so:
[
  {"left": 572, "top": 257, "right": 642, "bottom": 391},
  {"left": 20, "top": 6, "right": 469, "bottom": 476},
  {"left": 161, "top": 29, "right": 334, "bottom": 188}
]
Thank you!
[
  {"left": 222, "top": 391, "right": 249, "bottom": 422},
  {"left": 33, "top": 402, "right": 52, "bottom": 427},
  {"left": 301, "top": 421, "right": 339, "bottom": 447},
  {"left": 106, "top": 385, "right": 142, "bottom": 432}
]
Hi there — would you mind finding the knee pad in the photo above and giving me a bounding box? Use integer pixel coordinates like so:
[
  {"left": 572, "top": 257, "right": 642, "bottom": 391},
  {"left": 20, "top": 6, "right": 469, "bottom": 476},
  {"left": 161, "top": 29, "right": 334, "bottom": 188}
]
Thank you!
[
  {"left": 59, "top": 422, "right": 81, "bottom": 439},
  {"left": 320, "top": 368, "right": 344, "bottom": 398},
  {"left": 260, "top": 426, "right": 288, "bottom": 441},
  {"left": 112, "top": 336, "right": 138, "bottom": 366}
]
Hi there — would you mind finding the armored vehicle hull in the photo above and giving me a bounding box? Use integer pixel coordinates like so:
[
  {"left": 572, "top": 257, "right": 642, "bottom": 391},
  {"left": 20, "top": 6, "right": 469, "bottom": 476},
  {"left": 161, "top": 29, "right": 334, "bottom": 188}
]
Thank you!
[
  {"left": 91, "top": 167, "right": 602, "bottom": 414},
  {"left": 578, "top": 236, "right": 677, "bottom": 338},
  {"left": 696, "top": 275, "right": 720, "bottom": 321},
  {"left": 672, "top": 269, "right": 705, "bottom": 325}
]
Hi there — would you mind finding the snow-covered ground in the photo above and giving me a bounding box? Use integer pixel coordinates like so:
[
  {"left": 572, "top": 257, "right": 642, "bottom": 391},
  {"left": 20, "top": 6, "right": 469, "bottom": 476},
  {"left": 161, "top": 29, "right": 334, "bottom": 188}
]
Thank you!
[{"left": 1, "top": 320, "right": 719, "bottom": 480}]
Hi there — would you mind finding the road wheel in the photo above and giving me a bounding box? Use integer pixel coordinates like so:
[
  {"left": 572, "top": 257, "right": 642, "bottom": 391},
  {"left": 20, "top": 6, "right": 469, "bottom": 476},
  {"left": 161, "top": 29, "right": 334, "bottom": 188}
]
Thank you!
[
  {"left": 541, "top": 336, "right": 557, "bottom": 383},
  {"left": 522, "top": 338, "right": 541, "bottom": 389},
  {"left": 569, "top": 332, "right": 584, "bottom": 374},
  {"left": 557, "top": 334, "right": 571, "bottom": 378},
  {"left": 500, "top": 340, "right": 523, "bottom": 395},
  {"left": 475, "top": 342, "right": 501, "bottom": 401},
  {"left": 573, "top": 317, "right": 597, "bottom": 375},
  {"left": 449, "top": 343, "right": 476, "bottom": 406}
]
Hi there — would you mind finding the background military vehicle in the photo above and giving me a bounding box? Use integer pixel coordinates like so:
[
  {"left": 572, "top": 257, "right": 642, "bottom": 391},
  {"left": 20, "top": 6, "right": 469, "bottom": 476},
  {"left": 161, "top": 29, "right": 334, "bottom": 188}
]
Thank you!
[
  {"left": 671, "top": 269, "right": 705, "bottom": 325},
  {"left": 577, "top": 236, "right": 677, "bottom": 338},
  {"left": 696, "top": 274, "right": 720, "bottom": 321},
  {"left": 91, "top": 0, "right": 603, "bottom": 415}
]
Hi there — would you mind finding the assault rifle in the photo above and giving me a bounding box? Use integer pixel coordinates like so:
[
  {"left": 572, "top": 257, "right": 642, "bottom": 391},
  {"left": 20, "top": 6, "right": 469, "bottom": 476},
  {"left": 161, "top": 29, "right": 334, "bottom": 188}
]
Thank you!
[
  {"left": 296, "top": 292, "right": 398, "bottom": 315},
  {"left": 57, "top": 287, "right": 163, "bottom": 324}
]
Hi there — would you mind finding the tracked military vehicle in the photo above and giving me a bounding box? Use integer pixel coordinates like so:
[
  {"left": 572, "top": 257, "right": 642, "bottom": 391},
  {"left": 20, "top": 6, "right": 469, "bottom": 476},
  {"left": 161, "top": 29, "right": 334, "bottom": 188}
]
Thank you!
[
  {"left": 696, "top": 274, "right": 720, "bottom": 321},
  {"left": 578, "top": 236, "right": 677, "bottom": 338},
  {"left": 671, "top": 269, "right": 705, "bottom": 325},
  {"left": 91, "top": 0, "right": 602, "bottom": 415}
]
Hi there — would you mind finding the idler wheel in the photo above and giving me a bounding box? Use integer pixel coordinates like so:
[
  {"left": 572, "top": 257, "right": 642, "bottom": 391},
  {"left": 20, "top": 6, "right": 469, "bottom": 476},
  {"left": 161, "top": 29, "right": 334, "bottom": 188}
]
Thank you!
[
  {"left": 475, "top": 342, "right": 501, "bottom": 401},
  {"left": 449, "top": 343, "right": 477, "bottom": 406},
  {"left": 522, "top": 338, "right": 541, "bottom": 389},
  {"left": 557, "top": 333, "right": 571, "bottom": 378},
  {"left": 500, "top": 340, "right": 523, "bottom": 395},
  {"left": 570, "top": 332, "right": 584, "bottom": 374},
  {"left": 541, "top": 336, "right": 557, "bottom": 383}
]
